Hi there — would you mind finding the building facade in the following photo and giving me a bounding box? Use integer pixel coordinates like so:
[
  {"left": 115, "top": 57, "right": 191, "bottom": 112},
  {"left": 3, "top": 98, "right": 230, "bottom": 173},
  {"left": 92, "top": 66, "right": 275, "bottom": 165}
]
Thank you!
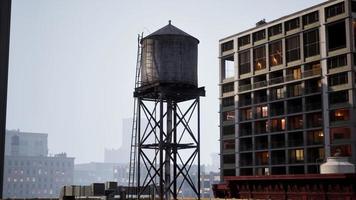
[
  {"left": 5, "top": 129, "right": 48, "bottom": 157},
  {"left": 3, "top": 130, "right": 74, "bottom": 198},
  {"left": 219, "top": 0, "right": 356, "bottom": 177}
]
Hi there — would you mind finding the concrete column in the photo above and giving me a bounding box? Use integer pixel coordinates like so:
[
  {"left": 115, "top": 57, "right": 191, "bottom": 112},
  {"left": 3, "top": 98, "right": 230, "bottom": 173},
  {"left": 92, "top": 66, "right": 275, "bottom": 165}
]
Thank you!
[{"left": 319, "top": 7, "right": 331, "bottom": 159}]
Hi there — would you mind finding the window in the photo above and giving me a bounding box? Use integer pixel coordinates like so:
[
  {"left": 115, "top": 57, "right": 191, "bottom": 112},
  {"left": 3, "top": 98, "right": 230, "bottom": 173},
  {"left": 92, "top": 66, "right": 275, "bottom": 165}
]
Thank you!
[
  {"left": 222, "top": 82, "right": 234, "bottom": 93},
  {"left": 253, "top": 29, "right": 266, "bottom": 42},
  {"left": 255, "top": 151, "right": 269, "bottom": 165},
  {"left": 223, "top": 125, "right": 235, "bottom": 136},
  {"left": 223, "top": 111, "right": 235, "bottom": 121},
  {"left": 253, "top": 46, "right": 266, "bottom": 70},
  {"left": 239, "top": 50, "right": 251, "bottom": 74},
  {"left": 222, "top": 96, "right": 234, "bottom": 107},
  {"left": 329, "top": 90, "right": 349, "bottom": 104},
  {"left": 325, "top": 2, "right": 345, "bottom": 19},
  {"left": 269, "top": 40, "right": 283, "bottom": 66},
  {"left": 287, "top": 83, "right": 302, "bottom": 97},
  {"left": 306, "top": 112, "right": 322, "bottom": 128},
  {"left": 328, "top": 54, "right": 347, "bottom": 69},
  {"left": 240, "top": 108, "right": 252, "bottom": 121},
  {"left": 289, "top": 149, "right": 304, "bottom": 163},
  {"left": 285, "top": 18, "right": 300, "bottom": 31},
  {"left": 256, "top": 105, "right": 268, "bottom": 118},
  {"left": 328, "top": 72, "right": 348, "bottom": 86},
  {"left": 327, "top": 21, "right": 346, "bottom": 51},
  {"left": 352, "top": 1, "right": 356, "bottom": 13},
  {"left": 221, "top": 40, "right": 233, "bottom": 52},
  {"left": 223, "top": 154, "right": 235, "bottom": 164},
  {"left": 288, "top": 115, "right": 303, "bottom": 130},
  {"left": 307, "top": 130, "right": 324, "bottom": 145},
  {"left": 222, "top": 56, "right": 234, "bottom": 79},
  {"left": 223, "top": 140, "right": 235, "bottom": 150},
  {"left": 330, "top": 127, "right": 351, "bottom": 142},
  {"left": 304, "top": 29, "right": 319, "bottom": 58},
  {"left": 303, "top": 11, "right": 319, "bottom": 26},
  {"left": 330, "top": 108, "right": 350, "bottom": 122},
  {"left": 286, "top": 67, "right": 301, "bottom": 81},
  {"left": 238, "top": 35, "right": 250, "bottom": 47},
  {"left": 268, "top": 24, "right": 282, "bottom": 37},
  {"left": 270, "top": 118, "right": 286, "bottom": 132},
  {"left": 286, "top": 35, "right": 300, "bottom": 62},
  {"left": 270, "top": 87, "right": 284, "bottom": 100},
  {"left": 255, "top": 120, "right": 268, "bottom": 134}
]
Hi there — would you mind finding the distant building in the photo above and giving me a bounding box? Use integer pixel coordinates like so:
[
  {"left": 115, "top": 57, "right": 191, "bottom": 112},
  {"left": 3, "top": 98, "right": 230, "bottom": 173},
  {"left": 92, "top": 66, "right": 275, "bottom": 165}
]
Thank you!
[
  {"left": 104, "top": 118, "right": 147, "bottom": 163},
  {"left": 3, "top": 130, "right": 74, "bottom": 198},
  {"left": 104, "top": 118, "right": 132, "bottom": 163},
  {"left": 112, "top": 163, "right": 129, "bottom": 185},
  {"left": 74, "top": 162, "right": 118, "bottom": 185},
  {"left": 5, "top": 129, "right": 48, "bottom": 156}
]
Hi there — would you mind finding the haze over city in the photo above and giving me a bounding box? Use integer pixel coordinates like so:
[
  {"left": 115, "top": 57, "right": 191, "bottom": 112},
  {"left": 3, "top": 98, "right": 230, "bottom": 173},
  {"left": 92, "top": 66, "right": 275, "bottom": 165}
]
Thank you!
[{"left": 6, "top": 0, "right": 323, "bottom": 164}]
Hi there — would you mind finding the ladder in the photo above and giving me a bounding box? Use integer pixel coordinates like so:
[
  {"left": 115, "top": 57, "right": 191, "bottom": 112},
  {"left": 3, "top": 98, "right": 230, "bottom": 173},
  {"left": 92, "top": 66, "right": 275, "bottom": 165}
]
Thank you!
[{"left": 128, "top": 33, "right": 143, "bottom": 198}]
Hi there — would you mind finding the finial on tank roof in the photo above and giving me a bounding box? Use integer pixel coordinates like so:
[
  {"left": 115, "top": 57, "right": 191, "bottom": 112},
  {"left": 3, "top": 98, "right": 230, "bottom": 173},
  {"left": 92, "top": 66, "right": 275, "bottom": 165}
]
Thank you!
[{"left": 169, "top": 20, "right": 171, "bottom": 25}]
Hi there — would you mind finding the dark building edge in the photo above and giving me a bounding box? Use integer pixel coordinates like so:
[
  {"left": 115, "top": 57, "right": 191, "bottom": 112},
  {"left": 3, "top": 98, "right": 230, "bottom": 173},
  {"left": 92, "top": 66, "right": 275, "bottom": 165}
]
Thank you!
[{"left": 0, "top": 0, "right": 12, "bottom": 198}]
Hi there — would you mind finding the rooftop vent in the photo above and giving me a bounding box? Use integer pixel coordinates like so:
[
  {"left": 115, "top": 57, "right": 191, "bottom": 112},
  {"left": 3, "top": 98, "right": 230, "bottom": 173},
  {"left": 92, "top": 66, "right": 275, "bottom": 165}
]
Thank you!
[
  {"left": 256, "top": 19, "right": 267, "bottom": 26},
  {"left": 320, "top": 157, "right": 355, "bottom": 174}
]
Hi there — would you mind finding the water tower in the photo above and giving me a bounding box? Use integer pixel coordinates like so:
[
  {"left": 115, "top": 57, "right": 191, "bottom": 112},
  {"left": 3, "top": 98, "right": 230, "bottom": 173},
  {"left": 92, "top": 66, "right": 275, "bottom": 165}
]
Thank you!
[{"left": 130, "top": 21, "right": 205, "bottom": 200}]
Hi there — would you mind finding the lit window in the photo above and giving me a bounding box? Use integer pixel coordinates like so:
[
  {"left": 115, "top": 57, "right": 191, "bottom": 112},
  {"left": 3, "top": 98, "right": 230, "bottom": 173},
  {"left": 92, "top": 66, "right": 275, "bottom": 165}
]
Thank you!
[
  {"left": 223, "top": 111, "right": 235, "bottom": 121},
  {"left": 253, "top": 46, "right": 266, "bottom": 71},
  {"left": 269, "top": 40, "right": 283, "bottom": 66},
  {"left": 296, "top": 149, "right": 304, "bottom": 161}
]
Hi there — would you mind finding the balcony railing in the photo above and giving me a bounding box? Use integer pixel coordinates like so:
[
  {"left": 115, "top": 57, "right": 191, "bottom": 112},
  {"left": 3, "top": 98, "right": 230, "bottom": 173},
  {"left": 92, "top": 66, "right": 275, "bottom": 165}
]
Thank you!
[
  {"left": 235, "top": 69, "right": 322, "bottom": 93},
  {"left": 238, "top": 84, "right": 252, "bottom": 92},
  {"left": 253, "top": 80, "right": 267, "bottom": 89},
  {"left": 269, "top": 76, "right": 284, "bottom": 85},
  {"left": 303, "top": 68, "right": 321, "bottom": 78}
]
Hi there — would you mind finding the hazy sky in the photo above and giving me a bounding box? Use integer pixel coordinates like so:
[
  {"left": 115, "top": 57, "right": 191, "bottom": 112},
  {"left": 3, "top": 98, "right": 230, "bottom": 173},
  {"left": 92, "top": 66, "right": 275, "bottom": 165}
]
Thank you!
[{"left": 7, "top": 0, "right": 324, "bottom": 164}]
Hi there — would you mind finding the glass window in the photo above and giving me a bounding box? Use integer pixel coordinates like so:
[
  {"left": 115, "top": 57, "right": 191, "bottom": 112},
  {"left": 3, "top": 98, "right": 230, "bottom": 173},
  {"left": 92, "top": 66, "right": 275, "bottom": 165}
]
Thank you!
[
  {"left": 222, "top": 56, "right": 234, "bottom": 79},
  {"left": 269, "top": 40, "right": 283, "bottom": 66},
  {"left": 287, "top": 83, "right": 302, "bottom": 97},
  {"left": 240, "top": 108, "right": 253, "bottom": 121},
  {"left": 307, "top": 130, "right": 324, "bottom": 145},
  {"left": 253, "top": 46, "right": 266, "bottom": 71},
  {"left": 330, "top": 109, "right": 350, "bottom": 122},
  {"left": 325, "top": 2, "right": 345, "bottom": 19},
  {"left": 328, "top": 72, "right": 348, "bottom": 86},
  {"left": 304, "top": 29, "right": 320, "bottom": 58},
  {"left": 239, "top": 50, "right": 251, "bottom": 75},
  {"left": 271, "top": 118, "right": 286, "bottom": 132},
  {"left": 329, "top": 90, "right": 349, "bottom": 104},
  {"left": 238, "top": 35, "right": 250, "bottom": 47},
  {"left": 327, "top": 54, "right": 347, "bottom": 69},
  {"left": 288, "top": 115, "right": 303, "bottom": 130},
  {"left": 256, "top": 105, "right": 268, "bottom": 118},
  {"left": 222, "top": 111, "right": 235, "bottom": 121},
  {"left": 330, "top": 127, "right": 351, "bottom": 142},
  {"left": 286, "top": 35, "right": 300, "bottom": 62},
  {"left": 221, "top": 40, "right": 233, "bottom": 52},
  {"left": 327, "top": 21, "right": 346, "bottom": 51},
  {"left": 222, "top": 82, "right": 234, "bottom": 93},
  {"left": 303, "top": 11, "right": 319, "bottom": 26},
  {"left": 222, "top": 96, "right": 234, "bottom": 107},
  {"left": 253, "top": 29, "right": 266, "bottom": 42},
  {"left": 268, "top": 24, "right": 282, "bottom": 37},
  {"left": 285, "top": 18, "right": 300, "bottom": 31},
  {"left": 289, "top": 149, "right": 304, "bottom": 163},
  {"left": 223, "top": 125, "right": 235, "bottom": 136},
  {"left": 223, "top": 140, "right": 235, "bottom": 150},
  {"left": 270, "top": 87, "right": 284, "bottom": 100}
]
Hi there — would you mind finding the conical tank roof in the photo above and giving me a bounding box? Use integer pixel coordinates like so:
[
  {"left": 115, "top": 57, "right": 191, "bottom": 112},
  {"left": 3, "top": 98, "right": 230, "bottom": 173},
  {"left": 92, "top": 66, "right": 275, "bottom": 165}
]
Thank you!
[{"left": 143, "top": 20, "right": 199, "bottom": 43}]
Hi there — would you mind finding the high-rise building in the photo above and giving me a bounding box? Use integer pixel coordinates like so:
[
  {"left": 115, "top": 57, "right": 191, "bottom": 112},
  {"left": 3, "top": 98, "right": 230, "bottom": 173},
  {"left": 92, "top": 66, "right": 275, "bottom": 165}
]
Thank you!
[
  {"left": 3, "top": 130, "right": 74, "bottom": 198},
  {"left": 219, "top": 0, "right": 356, "bottom": 178}
]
